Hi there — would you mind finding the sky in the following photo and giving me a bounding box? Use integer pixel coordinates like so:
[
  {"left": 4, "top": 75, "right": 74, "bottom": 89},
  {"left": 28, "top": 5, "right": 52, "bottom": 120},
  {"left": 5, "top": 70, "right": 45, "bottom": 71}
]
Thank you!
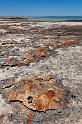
[{"left": 0, "top": 0, "right": 82, "bottom": 16}]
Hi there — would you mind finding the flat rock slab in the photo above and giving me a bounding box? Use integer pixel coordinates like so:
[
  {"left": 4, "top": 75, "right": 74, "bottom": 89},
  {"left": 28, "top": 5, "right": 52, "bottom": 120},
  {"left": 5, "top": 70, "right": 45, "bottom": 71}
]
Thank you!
[{"left": 0, "top": 17, "right": 82, "bottom": 124}]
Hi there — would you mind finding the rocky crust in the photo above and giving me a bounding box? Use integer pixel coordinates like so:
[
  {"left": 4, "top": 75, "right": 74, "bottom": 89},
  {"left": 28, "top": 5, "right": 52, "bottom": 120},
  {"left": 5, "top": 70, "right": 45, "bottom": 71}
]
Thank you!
[{"left": 0, "top": 17, "right": 82, "bottom": 124}]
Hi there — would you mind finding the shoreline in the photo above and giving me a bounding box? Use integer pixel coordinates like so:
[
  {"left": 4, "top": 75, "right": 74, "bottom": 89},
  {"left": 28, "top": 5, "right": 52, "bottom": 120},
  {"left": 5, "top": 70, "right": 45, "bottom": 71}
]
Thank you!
[{"left": 0, "top": 16, "right": 82, "bottom": 22}]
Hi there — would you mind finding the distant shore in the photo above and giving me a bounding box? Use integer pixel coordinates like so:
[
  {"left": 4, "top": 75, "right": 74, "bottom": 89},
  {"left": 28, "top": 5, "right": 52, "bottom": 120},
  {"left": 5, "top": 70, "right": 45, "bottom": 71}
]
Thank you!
[{"left": 0, "top": 16, "right": 82, "bottom": 22}]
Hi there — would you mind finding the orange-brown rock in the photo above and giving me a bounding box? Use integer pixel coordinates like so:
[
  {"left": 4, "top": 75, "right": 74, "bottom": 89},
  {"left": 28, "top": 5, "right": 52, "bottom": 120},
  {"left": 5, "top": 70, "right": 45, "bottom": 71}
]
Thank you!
[
  {"left": 7, "top": 28, "right": 27, "bottom": 34},
  {"left": 58, "top": 37, "right": 79, "bottom": 46},
  {"left": 46, "top": 37, "right": 79, "bottom": 48},
  {"left": 3, "top": 57, "right": 26, "bottom": 67},
  {"left": 26, "top": 111, "right": 34, "bottom": 124},
  {"left": 7, "top": 74, "right": 66, "bottom": 112},
  {"left": 21, "top": 46, "right": 48, "bottom": 64}
]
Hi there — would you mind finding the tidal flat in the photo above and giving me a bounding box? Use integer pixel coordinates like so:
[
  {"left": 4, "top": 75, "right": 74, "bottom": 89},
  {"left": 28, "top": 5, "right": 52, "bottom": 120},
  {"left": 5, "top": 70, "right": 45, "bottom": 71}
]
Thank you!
[{"left": 0, "top": 17, "right": 82, "bottom": 124}]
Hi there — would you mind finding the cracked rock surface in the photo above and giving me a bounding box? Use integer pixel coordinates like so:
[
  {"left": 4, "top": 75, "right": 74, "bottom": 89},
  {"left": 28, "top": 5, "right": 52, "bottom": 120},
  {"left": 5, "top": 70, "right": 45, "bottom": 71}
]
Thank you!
[{"left": 0, "top": 17, "right": 82, "bottom": 124}]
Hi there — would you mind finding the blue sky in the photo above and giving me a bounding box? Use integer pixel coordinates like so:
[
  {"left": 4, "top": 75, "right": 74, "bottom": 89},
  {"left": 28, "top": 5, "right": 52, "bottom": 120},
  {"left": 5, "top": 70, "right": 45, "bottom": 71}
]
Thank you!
[{"left": 0, "top": 0, "right": 82, "bottom": 16}]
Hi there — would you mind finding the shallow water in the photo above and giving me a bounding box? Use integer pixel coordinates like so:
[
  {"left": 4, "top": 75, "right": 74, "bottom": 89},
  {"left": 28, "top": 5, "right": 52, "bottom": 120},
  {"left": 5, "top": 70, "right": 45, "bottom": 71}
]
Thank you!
[{"left": 29, "top": 16, "right": 82, "bottom": 21}]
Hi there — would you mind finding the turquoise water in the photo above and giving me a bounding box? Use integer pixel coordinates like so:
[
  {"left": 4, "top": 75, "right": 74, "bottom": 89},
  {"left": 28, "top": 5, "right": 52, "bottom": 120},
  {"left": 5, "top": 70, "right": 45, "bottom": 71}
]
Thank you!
[{"left": 29, "top": 16, "right": 82, "bottom": 21}]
